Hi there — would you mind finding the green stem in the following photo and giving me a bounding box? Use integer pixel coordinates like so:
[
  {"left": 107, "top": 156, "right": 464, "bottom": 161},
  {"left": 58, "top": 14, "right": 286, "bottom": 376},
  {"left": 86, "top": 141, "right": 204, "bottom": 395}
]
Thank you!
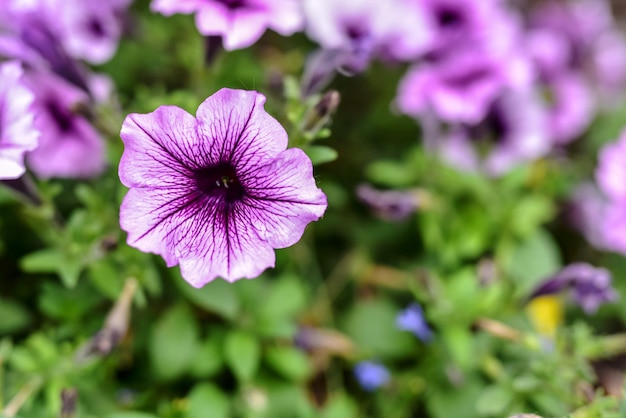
[{"left": 2, "top": 376, "right": 43, "bottom": 417}]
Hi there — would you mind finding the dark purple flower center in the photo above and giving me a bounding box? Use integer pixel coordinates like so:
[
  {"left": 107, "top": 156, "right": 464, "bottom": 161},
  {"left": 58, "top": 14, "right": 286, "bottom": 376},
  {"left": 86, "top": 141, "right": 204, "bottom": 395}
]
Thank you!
[
  {"left": 468, "top": 104, "right": 509, "bottom": 145},
  {"left": 444, "top": 66, "right": 492, "bottom": 88},
  {"left": 88, "top": 18, "right": 106, "bottom": 38},
  {"left": 436, "top": 7, "right": 464, "bottom": 28},
  {"left": 46, "top": 100, "right": 74, "bottom": 133},
  {"left": 217, "top": 0, "right": 246, "bottom": 9},
  {"left": 193, "top": 162, "right": 245, "bottom": 203}
]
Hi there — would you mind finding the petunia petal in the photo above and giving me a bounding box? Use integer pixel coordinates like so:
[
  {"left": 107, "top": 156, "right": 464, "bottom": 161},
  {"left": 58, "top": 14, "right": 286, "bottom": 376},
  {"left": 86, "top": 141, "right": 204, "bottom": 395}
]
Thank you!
[
  {"left": 195, "top": 88, "right": 288, "bottom": 173},
  {"left": 242, "top": 148, "right": 327, "bottom": 248},
  {"left": 119, "top": 106, "right": 200, "bottom": 189}
]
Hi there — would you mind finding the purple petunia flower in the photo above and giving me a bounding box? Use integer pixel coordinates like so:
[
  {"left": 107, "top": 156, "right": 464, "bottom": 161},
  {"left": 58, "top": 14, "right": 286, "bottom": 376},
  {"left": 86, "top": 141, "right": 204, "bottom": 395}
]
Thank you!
[
  {"left": 151, "top": 0, "right": 303, "bottom": 51},
  {"left": 544, "top": 72, "right": 594, "bottom": 145},
  {"left": 303, "top": 0, "right": 430, "bottom": 73},
  {"left": 422, "top": 88, "right": 549, "bottom": 176},
  {"left": 56, "top": 0, "right": 131, "bottom": 64},
  {"left": 530, "top": 263, "right": 617, "bottom": 314},
  {"left": 0, "top": 0, "right": 124, "bottom": 93},
  {"left": 596, "top": 131, "right": 626, "bottom": 202},
  {"left": 575, "top": 130, "right": 626, "bottom": 254},
  {"left": 0, "top": 61, "right": 39, "bottom": 180},
  {"left": 25, "top": 70, "right": 106, "bottom": 179},
  {"left": 396, "top": 47, "right": 532, "bottom": 125},
  {"left": 528, "top": 0, "right": 626, "bottom": 108},
  {"left": 119, "top": 88, "right": 327, "bottom": 287},
  {"left": 353, "top": 361, "right": 390, "bottom": 391},
  {"left": 396, "top": 303, "right": 433, "bottom": 342},
  {"left": 419, "top": 0, "right": 509, "bottom": 56}
]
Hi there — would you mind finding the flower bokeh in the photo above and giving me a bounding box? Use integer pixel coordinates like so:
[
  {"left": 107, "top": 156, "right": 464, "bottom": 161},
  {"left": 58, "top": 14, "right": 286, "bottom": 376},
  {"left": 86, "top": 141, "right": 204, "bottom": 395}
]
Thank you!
[{"left": 2, "top": 0, "right": 626, "bottom": 417}]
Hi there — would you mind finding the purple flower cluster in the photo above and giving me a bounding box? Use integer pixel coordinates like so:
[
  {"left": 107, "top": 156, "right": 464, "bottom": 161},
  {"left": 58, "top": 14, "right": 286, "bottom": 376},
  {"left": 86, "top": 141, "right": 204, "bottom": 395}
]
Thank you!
[
  {"left": 575, "top": 130, "right": 626, "bottom": 254},
  {"left": 151, "top": 0, "right": 304, "bottom": 51},
  {"left": 119, "top": 88, "right": 327, "bottom": 286},
  {"left": 0, "top": 0, "right": 131, "bottom": 179},
  {"left": 239, "top": 0, "right": 625, "bottom": 176},
  {"left": 530, "top": 263, "right": 617, "bottom": 314}
]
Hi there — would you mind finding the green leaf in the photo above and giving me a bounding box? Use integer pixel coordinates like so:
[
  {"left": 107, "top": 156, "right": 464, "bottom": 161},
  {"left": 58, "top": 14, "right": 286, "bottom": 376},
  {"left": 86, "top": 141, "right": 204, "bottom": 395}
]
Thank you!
[
  {"left": 106, "top": 413, "right": 159, "bottom": 418},
  {"left": 441, "top": 326, "right": 473, "bottom": 370},
  {"left": 306, "top": 145, "right": 338, "bottom": 165},
  {"left": 258, "top": 275, "right": 306, "bottom": 320},
  {"left": 189, "top": 336, "right": 223, "bottom": 378},
  {"left": 0, "top": 299, "right": 31, "bottom": 334},
  {"left": 149, "top": 304, "right": 199, "bottom": 380},
  {"left": 20, "top": 248, "right": 62, "bottom": 273},
  {"left": 186, "top": 383, "right": 230, "bottom": 418},
  {"left": 320, "top": 393, "right": 359, "bottom": 418},
  {"left": 265, "top": 345, "right": 311, "bottom": 382},
  {"left": 224, "top": 330, "right": 260, "bottom": 382},
  {"left": 176, "top": 278, "right": 239, "bottom": 320},
  {"left": 508, "top": 195, "right": 554, "bottom": 237},
  {"left": 38, "top": 282, "right": 101, "bottom": 321},
  {"left": 427, "top": 376, "right": 483, "bottom": 418},
  {"left": 20, "top": 248, "right": 82, "bottom": 288},
  {"left": 508, "top": 229, "right": 561, "bottom": 296},
  {"left": 475, "top": 385, "right": 514, "bottom": 416},
  {"left": 88, "top": 259, "right": 125, "bottom": 300},
  {"left": 366, "top": 160, "right": 414, "bottom": 187},
  {"left": 342, "top": 299, "right": 414, "bottom": 358}
]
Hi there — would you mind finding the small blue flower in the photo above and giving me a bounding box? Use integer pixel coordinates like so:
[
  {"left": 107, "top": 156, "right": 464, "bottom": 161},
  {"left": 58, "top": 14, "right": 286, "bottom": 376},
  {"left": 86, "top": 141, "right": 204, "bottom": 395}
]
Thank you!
[
  {"left": 354, "top": 361, "right": 390, "bottom": 391},
  {"left": 396, "top": 303, "right": 433, "bottom": 342}
]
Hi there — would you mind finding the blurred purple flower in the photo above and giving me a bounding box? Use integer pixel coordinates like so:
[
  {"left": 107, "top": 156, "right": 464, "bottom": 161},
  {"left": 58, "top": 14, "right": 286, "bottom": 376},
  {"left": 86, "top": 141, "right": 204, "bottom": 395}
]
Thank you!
[
  {"left": 0, "top": 3, "right": 89, "bottom": 91},
  {"left": 396, "top": 303, "right": 433, "bottom": 342},
  {"left": 24, "top": 70, "right": 105, "bottom": 179},
  {"left": 0, "top": 0, "right": 126, "bottom": 93},
  {"left": 119, "top": 88, "right": 327, "bottom": 287},
  {"left": 354, "top": 361, "right": 390, "bottom": 391},
  {"left": 530, "top": 263, "right": 617, "bottom": 314},
  {"left": 544, "top": 72, "right": 594, "bottom": 145},
  {"left": 151, "top": 0, "right": 303, "bottom": 51},
  {"left": 396, "top": 47, "right": 532, "bottom": 124},
  {"left": 56, "top": 0, "right": 132, "bottom": 64},
  {"left": 596, "top": 130, "right": 626, "bottom": 202},
  {"left": 420, "top": 0, "right": 517, "bottom": 57},
  {"left": 356, "top": 184, "right": 420, "bottom": 221},
  {"left": 0, "top": 61, "right": 39, "bottom": 180},
  {"left": 424, "top": 89, "right": 550, "bottom": 176},
  {"left": 569, "top": 184, "right": 608, "bottom": 250},
  {"left": 573, "top": 131, "right": 626, "bottom": 254},
  {"left": 303, "top": 0, "right": 431, "bottom": 74},
  {"left": 528, "top": 0, "right": 626, "bottom": 106}
]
